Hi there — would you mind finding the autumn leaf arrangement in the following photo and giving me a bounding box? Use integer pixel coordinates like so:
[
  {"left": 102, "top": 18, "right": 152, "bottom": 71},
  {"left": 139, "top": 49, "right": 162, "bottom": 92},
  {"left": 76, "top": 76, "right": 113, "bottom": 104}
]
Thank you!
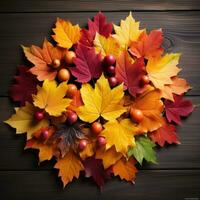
[{"left": 5, "top": 12, "right": 194, "bottom": 188}]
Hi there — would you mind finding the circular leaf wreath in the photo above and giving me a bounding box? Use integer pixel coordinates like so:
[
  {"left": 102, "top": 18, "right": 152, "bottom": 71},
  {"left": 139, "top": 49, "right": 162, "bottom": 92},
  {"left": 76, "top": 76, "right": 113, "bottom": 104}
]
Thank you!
[{"left": 5, "top": 12, "right": 194, "bottom": 188}]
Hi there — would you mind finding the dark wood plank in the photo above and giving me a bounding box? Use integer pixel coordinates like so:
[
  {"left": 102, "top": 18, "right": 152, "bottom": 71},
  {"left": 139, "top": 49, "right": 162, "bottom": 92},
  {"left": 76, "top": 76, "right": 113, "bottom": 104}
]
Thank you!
[
  {"left": 0, "top": 170, "right": 199, "bottom": 200},
  {"left": 0, "top": 12, "right": 199, "bottom": 96},
  {"left": 0, "top": 0, "right": 200, "bottom": 12},
  {"left": 0, "top": 96, "right": 199, "bottom": 170}
]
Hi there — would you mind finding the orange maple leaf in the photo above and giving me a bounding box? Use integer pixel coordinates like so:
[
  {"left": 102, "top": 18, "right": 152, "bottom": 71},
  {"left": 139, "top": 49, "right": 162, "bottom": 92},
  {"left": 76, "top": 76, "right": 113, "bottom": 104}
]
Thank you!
[
  {"left": 112, "top": 157, "right": 137, "bottom": 182},
  {"left": 22, "top": 39, "right": 65, "bottom": 81}
]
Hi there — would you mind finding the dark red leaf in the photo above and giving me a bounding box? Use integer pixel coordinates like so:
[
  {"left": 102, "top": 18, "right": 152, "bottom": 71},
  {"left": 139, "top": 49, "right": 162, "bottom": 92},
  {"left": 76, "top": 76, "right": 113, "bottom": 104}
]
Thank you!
[
  {"left": 79, "top": 29, "right": 94, "bottom": 47},
  {"left": 150, "top": 123, "right": 180, "bottom": 147},
  {"left": 164, "top": 94, "right": 194, "bottom": 125},
  {"left": 10, "top": 65, "right": 38, "bottom": 106},
  {"left": 70, "top": 44, "right": 103, "bottom": 83}
]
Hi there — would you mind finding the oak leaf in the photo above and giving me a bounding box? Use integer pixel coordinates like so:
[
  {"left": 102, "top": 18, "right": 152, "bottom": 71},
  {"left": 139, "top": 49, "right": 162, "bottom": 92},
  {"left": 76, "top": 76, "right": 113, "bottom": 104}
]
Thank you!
[
  {"left": 112, "top": 157, "right": 137, "bottom": 182},
  {"left": 54, "top": 150, "right": 84, "bottom": 187},
  {"left": 113, "top": 12, "right": 143, "bottom": 48},
  {"left": 22, "top": 39, "right": 64, "bottom": 81},
  {"left": 100, "top": 119, "right": 138, "bottom": 156},
  {"left": 5, "top": 102, "right": 49, "bottom": 139},
  {"left": 76, "top": 74, "right": 126, "bottom": 123},
  {"left": 52, "top": 18, "right": 81, "bottom": 49},
  {"left": 33, "top": 80, "right": 71, "bottom": 117}
]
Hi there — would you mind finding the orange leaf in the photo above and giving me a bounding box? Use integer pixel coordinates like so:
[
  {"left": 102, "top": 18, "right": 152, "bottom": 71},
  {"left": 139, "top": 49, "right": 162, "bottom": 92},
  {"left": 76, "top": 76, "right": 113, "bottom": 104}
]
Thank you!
[
  {"left": 112, "top": 157, "right": 137, "bottom": 182},
  {"left": 22, "top": 39, "right": 64, "bottom": 81},
  {"left": 54, "top": 150, "right": 84, "bottom": 187},
  {"left": 52, "top": 18, "right": 81, "bottom": 49},
  {"left": 68, "top": 90, "right": 83, "bottom": 111},
  {"left": 95, "top": 146, "right": 122, "bottom": 169},
  {"left": 131, "top": 89, "right": 164, "bottom": 132}
]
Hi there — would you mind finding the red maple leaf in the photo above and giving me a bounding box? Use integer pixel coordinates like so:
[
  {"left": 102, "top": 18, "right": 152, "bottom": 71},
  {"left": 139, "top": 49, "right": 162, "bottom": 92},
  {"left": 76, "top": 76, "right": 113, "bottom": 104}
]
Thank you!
[
  {"left": 164, "top": 94, "right": 194, "bottom": 125},
  {"left": 69, "top": 44, "right": 103, "bottom": 83},
  {"left": 150, "top": 123, "right": 180, "bottom": 147},
  {"left": 10, "top": 65, "right": 38, "bottom": 106},
  {"left": 129, "top": 29, "right": 163, "bottom": 59},
  {"left": 79, "top": 29, "right": 94, "bottom": 47},
  {"left": 115, "top": 51, "right": 146, "bottom": 97},
  {"left": 82, "top": 156, "right": 110, "bottom": 188}
]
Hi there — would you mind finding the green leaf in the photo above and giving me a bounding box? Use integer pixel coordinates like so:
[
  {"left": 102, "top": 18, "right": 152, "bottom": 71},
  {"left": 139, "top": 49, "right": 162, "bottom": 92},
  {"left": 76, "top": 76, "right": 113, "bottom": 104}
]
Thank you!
[{"left": 128, "top": 136, "right": 157, "bottom": 165}]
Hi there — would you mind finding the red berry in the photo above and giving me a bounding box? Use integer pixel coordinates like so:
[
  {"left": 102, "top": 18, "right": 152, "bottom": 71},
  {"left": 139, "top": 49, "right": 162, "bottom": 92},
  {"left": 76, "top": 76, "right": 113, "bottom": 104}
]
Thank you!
[
  {"left": 66, "top": 110, "right": 78, "bottom": 125},
  {"left": 79, "top": 139, "right": 87, "bottom": 151},
  {"left": 34, "top": 111, "right": 44, "bottom": 121},
  {"left": 66, "top": 84, "right": 78, "bottom": 98},
  {"left": 42, "top": 130, "right": 49, "bottom": 140},
  {"left": 97, "top": 136, "right": 106, "bottom": 146},
  {"left": 106, "top": 65, "right": 115, "bottom": 76},
  {"left": 104, "top": 55, "right": 116, "bottom": 66},
  {"left": 108, "top": 77, "right": 118, "bottom": 87},
  {"left": 130, "top": 108, "right": 144, "bottom": 123},
  {"left": 141, "top": 75, "right": 150, "bottom": 85},
  {"left": 52, "top": 59, "right": 61, "bottom": 69},
  {"left": 91, "top": 122, "right": 103, "bottom": 135}
]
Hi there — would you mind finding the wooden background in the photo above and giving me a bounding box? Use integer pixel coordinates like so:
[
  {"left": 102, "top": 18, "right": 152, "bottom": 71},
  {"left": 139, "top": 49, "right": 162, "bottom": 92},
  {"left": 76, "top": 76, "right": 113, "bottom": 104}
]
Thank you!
[{"left": 0, "top": 1, "right": 200, "bottom": 199}]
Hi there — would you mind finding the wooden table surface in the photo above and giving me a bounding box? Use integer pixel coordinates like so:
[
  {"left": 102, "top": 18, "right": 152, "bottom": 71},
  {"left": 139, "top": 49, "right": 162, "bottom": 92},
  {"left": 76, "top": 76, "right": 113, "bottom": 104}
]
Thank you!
[{"left": 0, "top": 1, "right": 200, "bottom": 199}]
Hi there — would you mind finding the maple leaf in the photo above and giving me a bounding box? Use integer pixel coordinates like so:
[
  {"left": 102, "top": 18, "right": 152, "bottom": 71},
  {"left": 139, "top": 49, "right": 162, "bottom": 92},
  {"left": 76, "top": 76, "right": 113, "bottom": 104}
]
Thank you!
[
  {"left": 129, "top": 29, "right": 163, "bottom": 59},
  {"left": 10, "top": 65, "right": 38, "bottom": 106},
  {"left": 128, "top": 136, "right": 157, "bottom": 165},
  {"left": 164, "top": 94, "right": 194, "bottom": 125},
  {"left": 82, "top": 156, "right": 109, "bottom": 188},
  {"left": 161, "top": 77, "right": 191, "bottom": 101},
  {"left": 33, "top": 80, "right": 71, "bottom": 117},
  {"left": 146, "top": 53, "right": 181, "bottom": 90},
  {"left": 52, "top": 18, "right": 81, "bottom": 49},
  {"left": 79, "top": 28, "right": 94, "bottom": 47},
  {"left": 76, "top": 74, "right": 126, "bottom": 123},
  {"left": 95, "top": 146, "right": 122, "bottom": 169},
  {"left": 25, "top": 139, "right": 54, "bottom": 162},
  {"left": 100, "top": 119, "right": 138, "bottom": 156},
  {"left": 131, "top": 89, "right": 164, "bottom": 132},
  {"left": 113, "top": 12, "right": 143, "bottom": 48},
  {"left": 112, "top": 157, "right": 137, "bottom": 182},
  {"left": 94, "top": 33, "right": 121, "bottom": 58},
  {"left": 22, "top": 39, "right": 64, "bottom": 81},
  {"left": 54, "top": 150, "right": 84, "bottom": 187},
  {"left": 70, "top": 44, "right": 103, "bottom": 83},
  {"left": 50, "top": 123, "right": 85, "bottom": 158},
  {"left": 115, "top": 51, "right": 146, "bottom": 97},
  {"left": 88, "top": 12, "right": 113, "bottom": 38},
  {"left": 150, "top": 123, "right": 180, "bottom": 147},
  {"left": 68, "top": 90, "right": 83, "bottom": 111},
  {"left": 4, "top": 102, "right": 49, "bottom": 139}
]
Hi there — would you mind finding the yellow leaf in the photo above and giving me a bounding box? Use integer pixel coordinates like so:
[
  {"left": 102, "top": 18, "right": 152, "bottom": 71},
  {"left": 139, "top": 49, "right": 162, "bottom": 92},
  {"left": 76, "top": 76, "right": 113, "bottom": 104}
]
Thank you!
[
  {"left": 113, "top": 12, "right": 143, "bottom": 48},
  {"left": 52, "top": 18, "right": 81, "bottom": 49},
  {"left": 79, "top": 140, "right": 96, "bottom": 160},
  {"left": 94, "top": 33, "right": 121, "bottom": 58},
  {"left": 33, "top": 80, "right": 71, "bottom": 117},
  {"left": 76, "top": 74, "right": 126, "bottom": 123},
  {"left": 54, "top": 150, "right": 84, "bottom": 187},
  {"left": 112, "top": 157, "right": 137, "bottom": 182},
  {"left": 4, "top": 102, "right": 49, "bottom": 139},
  {"left": 146, "top": 53, "right": 181, "bottom": 90},
  {"left": 100, "top": 119, "right": 137, "bottom": 156},
  {"left": 95, "top": 146, "right": 122, "bottom": 169}
]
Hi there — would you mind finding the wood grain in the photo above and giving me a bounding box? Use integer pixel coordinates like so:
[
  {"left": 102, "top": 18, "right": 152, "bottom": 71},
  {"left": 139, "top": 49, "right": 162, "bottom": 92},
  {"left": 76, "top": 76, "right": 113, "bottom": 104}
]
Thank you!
[
  {"left": 0, "top": 170, "right": 199, "bottom": 200},
  {"left": 0, "top": 0, "right": 200, "bottom": 12},
  {"left": 0, "top": 12, "right": 199, "bottom": 96},
  {"left": 0, "top": 97, "right": 199, "bottom": 170}
]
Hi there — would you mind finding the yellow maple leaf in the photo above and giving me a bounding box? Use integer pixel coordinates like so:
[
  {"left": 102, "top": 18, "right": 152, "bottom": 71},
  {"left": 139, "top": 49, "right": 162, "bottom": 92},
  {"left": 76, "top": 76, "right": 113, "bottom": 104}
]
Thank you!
[
  {"left": 52, "top": 18, "right": 81, "bottom": 49},
  {"left": 94, "top": 33, "right": 121, "bottom": 58},
  {"left": 76, "top": 74, "right": 126, "bottom": 123},
  {"left": 33, "top": 80, "right": 71, "bottom": 117},
  {"left": 4, "top": 102, "right": 49, "bottom": 139},
  {"left": 95, "top": 146, "right": 122, "bottom": 169},
  {"left": 146, "top": 53, "right": 181, "bottom": 90},
  {"left": 100, "top": 119, "right": 138, "bottom": 156},
  {"left": 112, "top": 157, "right": 137, "bottom": 182},
  {"left": 113, "top": 12, "right": 143, "bottom": 48},
  {"left": 54, "top": 150, "right": 84, "bottom": 187},
  {"left": 25, "top": 139, "right": 54, "bottom": 163}
]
